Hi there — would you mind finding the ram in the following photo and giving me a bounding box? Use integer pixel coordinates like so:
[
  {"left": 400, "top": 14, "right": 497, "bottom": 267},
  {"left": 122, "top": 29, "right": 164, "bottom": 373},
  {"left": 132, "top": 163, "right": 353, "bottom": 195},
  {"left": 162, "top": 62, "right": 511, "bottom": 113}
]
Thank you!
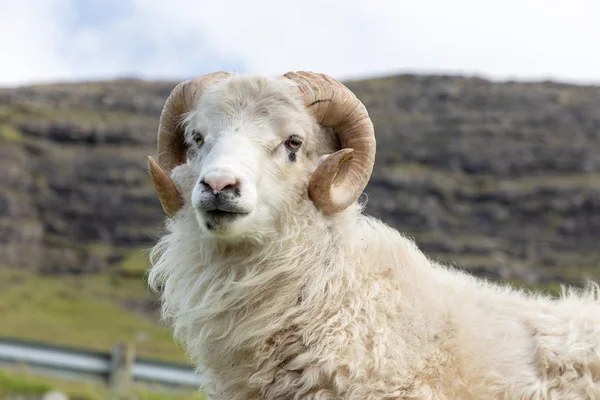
[{"left": 146, "top": 71, "right": 600, "bottom": 400}]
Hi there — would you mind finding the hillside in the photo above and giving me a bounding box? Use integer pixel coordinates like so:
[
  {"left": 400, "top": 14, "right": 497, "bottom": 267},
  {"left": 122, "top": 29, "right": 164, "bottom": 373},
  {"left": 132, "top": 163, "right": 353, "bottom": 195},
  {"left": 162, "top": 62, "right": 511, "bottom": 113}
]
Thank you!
[{"left": 1, "top": 74, "right": 600, "bottom": 360}]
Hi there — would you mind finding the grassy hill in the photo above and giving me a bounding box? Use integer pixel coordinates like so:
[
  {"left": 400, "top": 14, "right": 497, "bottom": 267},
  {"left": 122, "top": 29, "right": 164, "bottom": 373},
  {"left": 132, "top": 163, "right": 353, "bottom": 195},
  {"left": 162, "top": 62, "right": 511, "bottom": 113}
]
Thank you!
[{"left": 1, "top": 73, "right": 600, "bottom": 368}]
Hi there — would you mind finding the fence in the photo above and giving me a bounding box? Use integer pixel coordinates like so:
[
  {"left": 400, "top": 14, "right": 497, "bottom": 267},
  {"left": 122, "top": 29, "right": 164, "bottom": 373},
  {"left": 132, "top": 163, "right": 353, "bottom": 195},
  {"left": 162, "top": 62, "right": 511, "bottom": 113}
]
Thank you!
[{"left": 0, "top": 337, "right": 204, "bottom": 394}]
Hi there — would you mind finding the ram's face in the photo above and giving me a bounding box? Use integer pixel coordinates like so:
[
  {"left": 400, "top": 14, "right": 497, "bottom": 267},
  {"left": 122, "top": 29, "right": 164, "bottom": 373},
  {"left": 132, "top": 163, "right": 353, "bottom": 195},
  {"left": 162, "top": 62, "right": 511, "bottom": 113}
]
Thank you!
[{"left": 182, "top": 77, "right": 338, "bottom": 239}]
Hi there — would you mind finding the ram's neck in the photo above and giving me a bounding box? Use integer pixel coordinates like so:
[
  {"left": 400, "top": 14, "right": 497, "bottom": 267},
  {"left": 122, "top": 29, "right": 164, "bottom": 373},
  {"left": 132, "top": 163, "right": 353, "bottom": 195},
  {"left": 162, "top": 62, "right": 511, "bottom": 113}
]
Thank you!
[
  {"left": 200, "top": 204, "right": 358, "bottom": 316},
  {"left": 148, "top": 203, "right": 362, "bottom": 365}
]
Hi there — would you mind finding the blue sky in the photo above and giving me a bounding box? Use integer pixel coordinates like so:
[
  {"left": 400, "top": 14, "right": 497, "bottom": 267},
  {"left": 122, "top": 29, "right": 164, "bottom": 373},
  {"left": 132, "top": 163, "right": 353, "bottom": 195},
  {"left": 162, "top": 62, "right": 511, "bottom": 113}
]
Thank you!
[{"left": 2, "top": 0, "right": 599, "bottom": 87}]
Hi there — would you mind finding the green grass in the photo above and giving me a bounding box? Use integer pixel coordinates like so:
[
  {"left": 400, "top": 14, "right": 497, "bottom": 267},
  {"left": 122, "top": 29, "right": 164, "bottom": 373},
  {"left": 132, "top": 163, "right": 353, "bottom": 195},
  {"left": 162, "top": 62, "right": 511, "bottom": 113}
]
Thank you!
[
  {"left": 0, "top": 124, "right": 23, "bottom": 143},
  {"left": 0, "top": 268, "right": 188, "bottom": 364},
  {"left": 0, "top": 101, "right": 156, "bottom": 129},
  {"left": 0, "top": 368, "right": 206, "bottom": 400},
  {"left": 390, "top": 161, "right": 600, "bottom": 193},
  {"left": 0, "top": 264, "right": 208, "bottom": 398},
  {"left": 0, "top": 369, "right": 52, "bottom": 397},
  {"left": 119, "top": 249, "right": 151, "bottom": 279}
]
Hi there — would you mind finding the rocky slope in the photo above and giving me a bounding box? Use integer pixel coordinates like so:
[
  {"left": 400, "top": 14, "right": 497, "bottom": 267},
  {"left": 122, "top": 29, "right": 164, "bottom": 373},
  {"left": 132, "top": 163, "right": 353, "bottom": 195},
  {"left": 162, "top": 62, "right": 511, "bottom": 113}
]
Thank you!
[{"left": 2, "top": 74, "right": 600, "bottom": 290}]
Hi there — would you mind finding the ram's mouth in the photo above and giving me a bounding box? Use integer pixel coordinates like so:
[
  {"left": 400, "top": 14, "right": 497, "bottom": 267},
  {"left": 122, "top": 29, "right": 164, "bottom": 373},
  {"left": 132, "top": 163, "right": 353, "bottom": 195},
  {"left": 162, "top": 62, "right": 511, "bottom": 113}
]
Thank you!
[
  {"left": 204, "top": 209, "right": 247, "bottom": 219},
  {"left": 200, "top": 209, "right": 249, "bottom": 232}
]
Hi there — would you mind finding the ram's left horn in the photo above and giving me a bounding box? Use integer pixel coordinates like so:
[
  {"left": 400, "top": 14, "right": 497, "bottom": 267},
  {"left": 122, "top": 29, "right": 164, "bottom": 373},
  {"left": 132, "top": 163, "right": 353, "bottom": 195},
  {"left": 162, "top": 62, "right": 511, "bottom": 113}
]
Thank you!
[
  {"left": 149, "top": 71, "right": 232, "bottom": 216},
  {"left": 148, "top": 156, "right": 182, "bottom": 216}
]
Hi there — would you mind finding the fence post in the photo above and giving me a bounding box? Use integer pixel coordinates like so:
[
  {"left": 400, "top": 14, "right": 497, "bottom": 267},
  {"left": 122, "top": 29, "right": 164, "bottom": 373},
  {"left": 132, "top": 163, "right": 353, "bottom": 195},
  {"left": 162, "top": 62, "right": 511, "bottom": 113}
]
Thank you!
[{"left": 109, "top": 342, "right": 135, "bottom": 399}]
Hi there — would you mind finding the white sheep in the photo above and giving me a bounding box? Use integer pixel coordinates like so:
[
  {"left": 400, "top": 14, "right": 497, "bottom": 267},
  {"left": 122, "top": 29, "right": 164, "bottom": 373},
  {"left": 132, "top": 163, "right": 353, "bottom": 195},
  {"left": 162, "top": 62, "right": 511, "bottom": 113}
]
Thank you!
[{"left": 146, "top": 71, "right": 600, "bottom": 400}]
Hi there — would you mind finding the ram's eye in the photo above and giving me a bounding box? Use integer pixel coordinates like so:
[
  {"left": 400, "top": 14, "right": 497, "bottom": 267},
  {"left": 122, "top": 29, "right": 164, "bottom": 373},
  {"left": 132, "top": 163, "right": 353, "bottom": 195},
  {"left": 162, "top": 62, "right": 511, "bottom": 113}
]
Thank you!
[
  {"left": 192, "top": 130, "right": 204, "bottom": 147},
  {"left": 284, "top": 135, "right": 302, "bottom": 151}
]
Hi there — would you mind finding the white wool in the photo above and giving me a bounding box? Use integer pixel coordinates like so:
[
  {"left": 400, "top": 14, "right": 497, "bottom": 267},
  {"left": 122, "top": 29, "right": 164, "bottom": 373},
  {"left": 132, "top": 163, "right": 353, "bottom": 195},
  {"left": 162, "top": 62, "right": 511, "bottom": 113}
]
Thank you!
[{"left": 148, "top": 75, "right": 600, "bottom": 400}]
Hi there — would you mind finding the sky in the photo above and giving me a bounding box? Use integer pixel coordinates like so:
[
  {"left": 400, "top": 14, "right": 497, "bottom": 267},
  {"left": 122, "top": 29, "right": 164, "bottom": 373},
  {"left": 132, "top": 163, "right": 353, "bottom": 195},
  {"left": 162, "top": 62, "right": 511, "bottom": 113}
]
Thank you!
[{"left": 2, "top": 0, "right": 599, "bottom": 87}]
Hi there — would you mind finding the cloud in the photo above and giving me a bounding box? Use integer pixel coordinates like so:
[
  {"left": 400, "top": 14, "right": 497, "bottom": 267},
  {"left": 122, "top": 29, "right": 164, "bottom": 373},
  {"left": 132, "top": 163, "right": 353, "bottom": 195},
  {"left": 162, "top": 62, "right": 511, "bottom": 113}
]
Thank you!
[
  {"left": 158, "top": 0, "right": 599, "bottom": 82},
  {"left": 0, "top": 0, "right": 244, "bottom": 86},
  {"left": 1, "top": 0, "right": 599, "bottom": 87},
  {"left": 60, "top": 0, "right": 245, "bottom": 80},
  {"left": 0, "top": 0, "right": 73, "bottom": 86}
]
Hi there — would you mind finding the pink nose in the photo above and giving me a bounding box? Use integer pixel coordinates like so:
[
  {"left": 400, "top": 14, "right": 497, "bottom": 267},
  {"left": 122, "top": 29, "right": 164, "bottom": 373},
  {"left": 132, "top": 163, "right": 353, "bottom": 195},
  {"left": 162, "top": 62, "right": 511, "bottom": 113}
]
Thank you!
[{"left": 202, "top": 173, "right": 239, "bottom": 192}]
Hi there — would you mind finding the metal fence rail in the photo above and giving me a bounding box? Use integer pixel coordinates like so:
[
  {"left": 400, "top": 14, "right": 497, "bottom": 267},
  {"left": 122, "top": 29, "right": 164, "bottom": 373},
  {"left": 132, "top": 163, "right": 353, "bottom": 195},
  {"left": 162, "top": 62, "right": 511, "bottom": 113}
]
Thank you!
[{"left": 0, "top": 337, "right": 203, "bottom": 390}]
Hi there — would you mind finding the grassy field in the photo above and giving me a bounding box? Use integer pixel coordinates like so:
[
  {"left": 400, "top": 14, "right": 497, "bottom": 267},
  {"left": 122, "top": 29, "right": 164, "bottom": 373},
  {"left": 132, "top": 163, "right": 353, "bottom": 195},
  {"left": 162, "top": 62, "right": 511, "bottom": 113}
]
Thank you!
[
  {"left": 0, "top": 258, "right": 204, "bottom": 398},
  {"left": 0, "top": 262, "right": 189, "bottom": 364}
]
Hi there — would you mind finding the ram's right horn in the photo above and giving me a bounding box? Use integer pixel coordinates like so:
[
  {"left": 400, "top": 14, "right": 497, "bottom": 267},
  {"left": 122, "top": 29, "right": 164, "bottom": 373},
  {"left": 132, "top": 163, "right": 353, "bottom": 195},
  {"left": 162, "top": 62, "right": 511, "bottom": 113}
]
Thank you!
[{"left": 282, "top": 71, "right": 376, "bottom": 215}]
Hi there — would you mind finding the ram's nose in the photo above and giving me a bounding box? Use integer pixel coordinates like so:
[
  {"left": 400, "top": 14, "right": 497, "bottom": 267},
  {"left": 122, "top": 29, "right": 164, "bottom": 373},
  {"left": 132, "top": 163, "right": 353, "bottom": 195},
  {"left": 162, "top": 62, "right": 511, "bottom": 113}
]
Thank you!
[{"left": 201, "top": 173, "right": 239, "bottom": 193}]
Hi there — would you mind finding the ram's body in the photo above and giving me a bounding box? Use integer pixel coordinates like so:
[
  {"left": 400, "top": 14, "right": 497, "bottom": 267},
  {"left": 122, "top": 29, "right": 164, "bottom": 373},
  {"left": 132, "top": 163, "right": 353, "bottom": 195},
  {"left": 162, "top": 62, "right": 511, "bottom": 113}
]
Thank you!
[{"left": 147, "top": 73, "right": 600, "bottom": 400}]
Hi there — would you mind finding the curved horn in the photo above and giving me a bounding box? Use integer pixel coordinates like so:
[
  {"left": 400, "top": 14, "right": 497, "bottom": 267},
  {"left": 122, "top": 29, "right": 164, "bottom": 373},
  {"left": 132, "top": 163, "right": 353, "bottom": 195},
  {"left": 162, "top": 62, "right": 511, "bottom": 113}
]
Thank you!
[
  {"left": 148, "top": 72, "right": 231, "bottom": 216},
  {"left": 283, "top": 71, "right": 376, "bottom": 215}
]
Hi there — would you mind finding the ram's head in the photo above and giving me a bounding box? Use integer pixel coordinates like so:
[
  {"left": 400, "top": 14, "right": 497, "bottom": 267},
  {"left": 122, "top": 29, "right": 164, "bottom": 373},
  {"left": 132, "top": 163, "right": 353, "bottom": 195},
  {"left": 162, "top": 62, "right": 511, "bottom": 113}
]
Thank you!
[{"left": 148, "top": 71, "right": 376, "bottom": 238}]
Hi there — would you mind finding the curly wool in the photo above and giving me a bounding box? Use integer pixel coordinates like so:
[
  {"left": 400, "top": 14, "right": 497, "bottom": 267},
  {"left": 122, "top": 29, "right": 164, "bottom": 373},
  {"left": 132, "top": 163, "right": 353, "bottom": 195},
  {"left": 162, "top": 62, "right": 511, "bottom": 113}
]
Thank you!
[{"left": 148, "top": 168, "right": 600, "bottom": 399}]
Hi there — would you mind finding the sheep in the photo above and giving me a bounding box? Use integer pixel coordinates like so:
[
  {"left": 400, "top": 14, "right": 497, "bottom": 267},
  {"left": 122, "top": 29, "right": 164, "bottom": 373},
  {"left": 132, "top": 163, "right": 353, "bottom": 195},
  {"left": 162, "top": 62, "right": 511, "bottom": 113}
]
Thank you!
[{"left": 146, "top": 71, "right": 600, "bottom": 400}]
